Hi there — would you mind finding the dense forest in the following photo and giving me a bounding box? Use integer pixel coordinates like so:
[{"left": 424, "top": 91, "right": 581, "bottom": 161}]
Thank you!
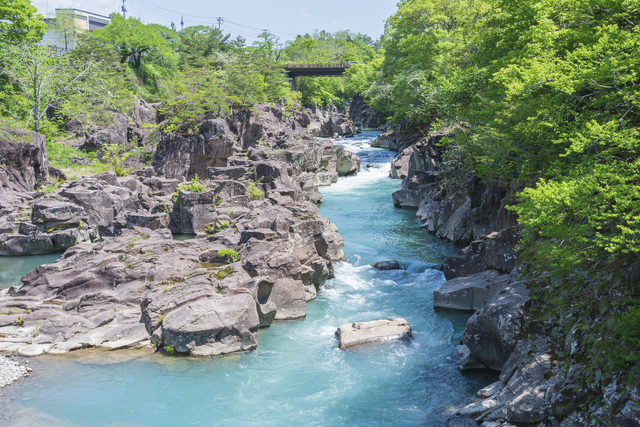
[{"left": 1, "top": 0, "right": 639, "bottom": 402}]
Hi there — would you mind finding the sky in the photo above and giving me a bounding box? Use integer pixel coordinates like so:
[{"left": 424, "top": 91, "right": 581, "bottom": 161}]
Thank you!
[{"left": 32, "top": 0, "right": 400, "bottom": 43}]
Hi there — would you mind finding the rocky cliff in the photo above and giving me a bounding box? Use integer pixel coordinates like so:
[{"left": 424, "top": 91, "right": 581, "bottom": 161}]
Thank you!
[
  {"left": 348, "top": 95, "right": 382, "bottom": 129},
  {"left": 0, "top": 104, "right": 361, "bottom": 359},
  {"left": 379, "top": 123, "right": 640, "bottom": 426}
]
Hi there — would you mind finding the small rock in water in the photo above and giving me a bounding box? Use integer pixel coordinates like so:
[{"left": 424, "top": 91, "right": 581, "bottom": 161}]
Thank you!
[
  {"left": 366, "top": 163, "right": 374, "bottom": 168},
  {"left": 372, "top": 260, "right": 402, "bottom": 270},
  {"left": 336, "top": 318, "right": 411, "bottom": 349}
]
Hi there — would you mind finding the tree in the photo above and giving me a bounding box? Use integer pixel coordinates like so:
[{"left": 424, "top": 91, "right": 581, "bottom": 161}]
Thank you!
[
  {"left": 177, "top": 25, "right": 231, "bottom": 69},
  {"left": 0, "top": 0, "right": 46, "bottom": 44},
  {"left": 93, "top": 15, "right": 178, "bottom": 71},
  {"left": 2, "top": 43, "right": 101, "bottom": 132},
  {"left": 46, "top": 10, "right": 80, "bottom": 51}
]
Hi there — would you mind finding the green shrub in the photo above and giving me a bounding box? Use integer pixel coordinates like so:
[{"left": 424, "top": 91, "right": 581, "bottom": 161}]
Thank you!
[
  {"left": 165, "top": 345, "right": 177, "bottom": 355},
  {"left": 102, "top": 143, "right": 132, "bottom": 177},
  {"left": 204, "top": 220, "right": 230, "bottom": 234},
  {"left": 247, "top": 182, "right": 262, "bottom": 200},
  {"left": 217, "top": 249, "right": 239, "bottom": 263},
  {"left": 171, "top": 174, "right": 207, "bottom": 204}
]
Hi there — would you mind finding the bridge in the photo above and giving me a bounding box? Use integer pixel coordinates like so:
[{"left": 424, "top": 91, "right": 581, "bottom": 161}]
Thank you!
[{"left": 283, "top": 63, "right": 353, "bottom": 90}]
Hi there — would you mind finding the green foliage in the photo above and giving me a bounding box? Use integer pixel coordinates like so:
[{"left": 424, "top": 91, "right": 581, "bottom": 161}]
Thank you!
[
  {"left": 217, "top": 249, "right": 238, "bottom": 263},
  {"left": 215, "top": 266, "right": 234, "bottom": 280},
  {"left": 0, "top": 0, "right": 46, "bottom": 44},
  {"left": 93, "top": 15, "right": 178, "bottom": 75},
  {"left": 177, "top": 25, "right": 231, "bottom": 69},
  {"left": 165, "top": 345, "right": 177, "bottom": 355},
  {"left": 204, "top": 220, "right": 230, "bottom": 235},
  {"left": 247, "top": 182, "right": 262, "bottom": 200},
  {"left": 280, "top": 30, "right": 378, "bottom": 107},
  {"left": 171, "top": 175, "right": 206, "bottom": 203},
  {"left": 46, "top": 141, "right": 110, "bottom": 179},
  {"left": 102, "top": 144, "right": 132, "bottom": 177},
  {"left": 184, "top": 174, "right": 206, "bottom": 192},
  {"left": 373, "top": 0, "right": 640, "bottom": 388}
]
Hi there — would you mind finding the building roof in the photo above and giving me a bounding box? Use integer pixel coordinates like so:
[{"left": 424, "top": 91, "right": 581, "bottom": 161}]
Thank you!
[{"left": 54, "top": 8, "right": 112, "bottom": 21}]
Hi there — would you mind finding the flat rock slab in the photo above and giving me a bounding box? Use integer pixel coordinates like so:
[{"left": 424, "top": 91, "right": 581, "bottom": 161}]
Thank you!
[
  {"left": 336, "top": 318, "right": 411, "bottom": 349},
  {"left": 17, "top": 344, "right": 44, "bottom": 357}
]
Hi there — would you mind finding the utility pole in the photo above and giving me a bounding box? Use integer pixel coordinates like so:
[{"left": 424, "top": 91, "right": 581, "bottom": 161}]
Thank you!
[
  {"left": 216, "top": 17, "right": 224, "bottom": 31},
  {"left": 121, "top": 0, "right": 127, "bottom": 18}
]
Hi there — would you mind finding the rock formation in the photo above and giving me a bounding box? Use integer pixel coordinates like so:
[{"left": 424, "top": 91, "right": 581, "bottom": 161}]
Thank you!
[{"left": 0, "top": 104, "right": 360, "bottom": 358}]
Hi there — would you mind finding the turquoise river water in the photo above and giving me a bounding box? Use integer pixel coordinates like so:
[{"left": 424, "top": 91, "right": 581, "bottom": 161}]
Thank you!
[{"left": 0, "top": 131, "right": 495, "bottom": 426}]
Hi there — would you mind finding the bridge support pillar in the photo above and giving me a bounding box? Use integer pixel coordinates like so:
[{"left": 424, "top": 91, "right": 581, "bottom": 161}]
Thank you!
[{"left": 291, "top": 76, "right": 297, "bottom": 91}]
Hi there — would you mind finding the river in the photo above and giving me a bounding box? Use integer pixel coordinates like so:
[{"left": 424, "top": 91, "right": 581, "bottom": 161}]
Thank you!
[{"left": 0, "top": 131, "right": 494, "bottom": 426}]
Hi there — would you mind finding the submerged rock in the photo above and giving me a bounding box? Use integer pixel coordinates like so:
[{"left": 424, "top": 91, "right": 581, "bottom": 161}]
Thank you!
[
  {"left": 335, "top": 318, "right": 411, "bottom": 349},
  {"left": 372, "top": 260, "right": 402, "bottom": 271}
]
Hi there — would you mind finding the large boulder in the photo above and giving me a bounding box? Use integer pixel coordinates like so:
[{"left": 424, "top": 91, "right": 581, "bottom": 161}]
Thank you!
[
  {"left": 434, "top": 270, "right": 510, "bottom": 311},
  {"left": 392, "top": 170, "right": 440, "bottom": 209},
  {"left": 462, "top": 281, "right": 531, "bottom": 370},
  {"left": 84, "top": 112, "right": 129, "bottom": 149},
  {"left": 372, "top": 260, "right": 402, "bottom": 270},
  {"left": 336, "top": 318, "right": 411, "bottom": 349},
  {"left": 335, "top": 146, "right": 361, "bottom": 176},
  {"left": 0, "top": 234, "right": 55, "bottom": 256},
  {"left": 162, "top": 293, "right": 260, "bottom": 357},
  {"left": 348, "top": 95, "right": 382, "bottom": 128}
]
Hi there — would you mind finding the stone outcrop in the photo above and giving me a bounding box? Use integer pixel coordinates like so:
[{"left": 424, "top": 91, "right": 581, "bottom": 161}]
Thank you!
[
  {"left": 392, "top": 170, "right": 440, "bottom": 209},
  {"left": 335, "top": 318, "right": 411, "bottom": 349},
  {"left": 348, "top": 95, "right": 382, "bottom": 129},
  {"left": 0, "top": 130, "right": 49, "bottom": 194},
  {"left": 416, "top": 175, "right": 519, "bottom": 245},
  {"left": 442, "top": 227, "right": 521, "bottom": 280},
  {"left": 458, "top": 336, "right": 570, "bottom": 425},
  {"left": 154, "top": 104, "right": 361, "bottom": 185},
  {"left": 0, "top": 102, "right": 356, "bottom": 359},
  {"left": 434, "top": 270, "right": 510, "bottom": 312},
  {"left": 82, "top": 99, "right": 158, "bottom": 150},
  {"left": 371, "top": 120, "right": 423, "bottom": 151}
]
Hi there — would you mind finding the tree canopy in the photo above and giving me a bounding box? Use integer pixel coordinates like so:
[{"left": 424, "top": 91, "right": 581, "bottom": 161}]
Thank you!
[{"left": 0, "top": 0, "right": 46, "bottom": 44}]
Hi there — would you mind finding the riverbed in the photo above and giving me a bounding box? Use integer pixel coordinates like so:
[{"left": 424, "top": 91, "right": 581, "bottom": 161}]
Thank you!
[{"left": 0, "top": 132, "right": 494, "bottom": 426}]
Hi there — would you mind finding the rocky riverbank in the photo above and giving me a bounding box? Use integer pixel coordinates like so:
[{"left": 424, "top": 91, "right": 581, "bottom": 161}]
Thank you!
[
  {"left": 0, "top": 104, "right": 361, "bottom": 362},
  {"left": 0, "top": 355, "right": 31, "bottom": 389},
  {"left": 380, "top": 124, "right": 640, "bottom": 426}
]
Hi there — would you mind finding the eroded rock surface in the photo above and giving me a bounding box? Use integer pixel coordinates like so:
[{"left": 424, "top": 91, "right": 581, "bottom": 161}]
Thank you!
[
  {"left": 0, "top": 105, "right": 357, "bottom": 358},
  {"left": 336, "top": 318, "right": 411, "bottom": 349}
]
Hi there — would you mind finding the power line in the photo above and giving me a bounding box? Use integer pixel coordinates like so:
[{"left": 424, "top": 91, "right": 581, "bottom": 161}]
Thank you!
[{"left": 128, "top": 0, "right": 299, "bottom": 38}]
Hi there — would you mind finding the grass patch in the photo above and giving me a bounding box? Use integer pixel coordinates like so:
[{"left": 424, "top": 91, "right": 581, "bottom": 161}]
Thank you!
[{"left": 46, "top": 141, "right": 111, "bottom": 180}]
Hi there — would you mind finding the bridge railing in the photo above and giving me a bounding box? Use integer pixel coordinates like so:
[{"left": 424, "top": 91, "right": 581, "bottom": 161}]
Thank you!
[{"left": 284, "top": 63, "right": 351, "bottom": 69}]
